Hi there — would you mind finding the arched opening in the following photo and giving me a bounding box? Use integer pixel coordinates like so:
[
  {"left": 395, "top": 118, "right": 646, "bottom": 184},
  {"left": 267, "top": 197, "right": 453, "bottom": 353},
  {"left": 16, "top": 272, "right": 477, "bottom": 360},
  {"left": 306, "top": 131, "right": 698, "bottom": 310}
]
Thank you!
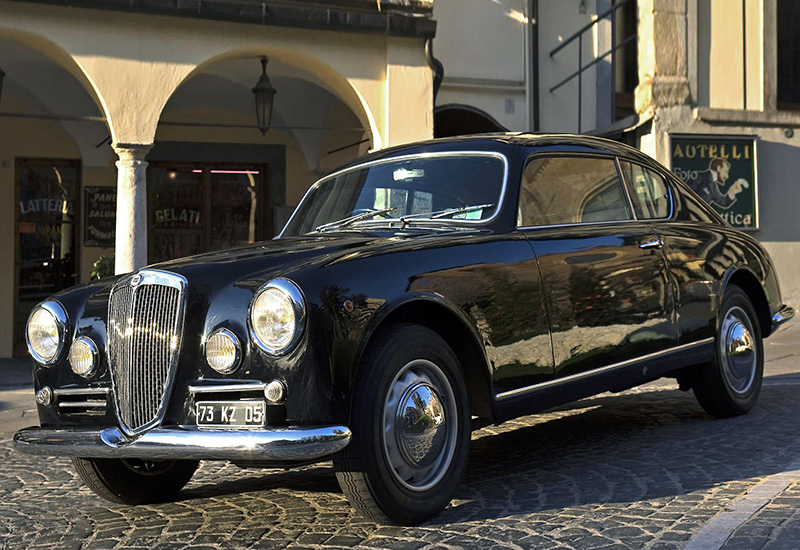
[
  {"left": 149, "top": 54, "right": 373, "bottom": 264},
  {"left": 0, "top": 33, "right": 113, "bottom": 357},
  {"left": 434, "top": 104, "right": 508, "bottom": 138}
]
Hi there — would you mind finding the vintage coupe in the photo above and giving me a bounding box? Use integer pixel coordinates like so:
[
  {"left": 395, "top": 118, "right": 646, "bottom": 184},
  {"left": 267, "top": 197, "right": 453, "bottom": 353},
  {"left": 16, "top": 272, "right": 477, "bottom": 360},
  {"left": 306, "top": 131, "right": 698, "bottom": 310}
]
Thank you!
[{"left": 15, "top": 134, "right": 794, "bottom": 524}]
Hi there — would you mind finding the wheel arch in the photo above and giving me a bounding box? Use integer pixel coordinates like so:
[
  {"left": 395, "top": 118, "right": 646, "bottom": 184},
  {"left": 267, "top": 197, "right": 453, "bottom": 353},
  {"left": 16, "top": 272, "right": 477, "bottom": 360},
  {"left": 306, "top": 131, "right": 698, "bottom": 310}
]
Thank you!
[
  {"left": 724, "top": 268, "right": 771, "bottom": 337},
  {"left": 352, "top": 295, "right": 496, "bottom": 422}
]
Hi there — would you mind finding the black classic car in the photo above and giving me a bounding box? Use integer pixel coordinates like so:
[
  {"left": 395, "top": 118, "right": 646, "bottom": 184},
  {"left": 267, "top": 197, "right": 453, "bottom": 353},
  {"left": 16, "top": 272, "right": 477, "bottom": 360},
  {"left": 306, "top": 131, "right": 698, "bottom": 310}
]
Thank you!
[{"left": 15, "top": 134, "right": 794, "bottom": 524}]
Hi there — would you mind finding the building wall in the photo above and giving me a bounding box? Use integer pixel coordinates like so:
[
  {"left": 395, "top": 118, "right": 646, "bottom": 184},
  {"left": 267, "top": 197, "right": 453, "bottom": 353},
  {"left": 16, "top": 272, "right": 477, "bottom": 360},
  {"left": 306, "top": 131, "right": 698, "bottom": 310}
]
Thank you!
[
  {"left": 696, "top": 0, "right": 764, "bottom": 110},
  {"left": 433, "top": 0, "right": 530, "bottom": 130},
  {"left": 537, "top": 0, "right": 600, "bottom": 133}
]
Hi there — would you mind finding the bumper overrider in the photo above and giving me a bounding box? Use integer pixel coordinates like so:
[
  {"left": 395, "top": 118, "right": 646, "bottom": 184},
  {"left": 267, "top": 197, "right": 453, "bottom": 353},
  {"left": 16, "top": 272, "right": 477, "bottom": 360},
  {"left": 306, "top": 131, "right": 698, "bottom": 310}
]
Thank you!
[
  {"left": 13, "top": 425, "right": 352, "bottom": 462},
  {"left": 772, "top": 304, "right": 795, "bottom": 333}
]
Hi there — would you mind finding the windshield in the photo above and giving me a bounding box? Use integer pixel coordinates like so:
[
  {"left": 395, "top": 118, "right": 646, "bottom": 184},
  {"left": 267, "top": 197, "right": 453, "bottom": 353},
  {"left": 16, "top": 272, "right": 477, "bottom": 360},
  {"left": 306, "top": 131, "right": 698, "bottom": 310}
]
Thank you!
[{"left": 281, "top": 152, "right": 507, "bottom": 237}]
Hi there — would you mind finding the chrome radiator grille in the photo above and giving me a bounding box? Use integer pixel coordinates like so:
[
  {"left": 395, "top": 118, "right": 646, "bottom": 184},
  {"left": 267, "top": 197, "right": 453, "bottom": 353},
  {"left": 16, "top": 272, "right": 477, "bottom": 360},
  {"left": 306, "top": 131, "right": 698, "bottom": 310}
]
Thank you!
[{"left": 107, "top": 270, "right": 186, "bottom": 434}]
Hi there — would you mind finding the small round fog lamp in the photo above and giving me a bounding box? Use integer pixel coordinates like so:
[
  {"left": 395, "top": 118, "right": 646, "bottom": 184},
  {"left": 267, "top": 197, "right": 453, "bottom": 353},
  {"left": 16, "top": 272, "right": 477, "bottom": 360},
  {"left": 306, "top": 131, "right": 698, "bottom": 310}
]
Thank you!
[
  {"left": 265, "top": 380, "right": 286, "bottom": 404},
  {"left": 205, "top": 329, "right": 241, "bottom": 374},
  {"left": 69, "top": 337, "right": 99, "bottom": 378},
  {"left": 35, "top": 387, "right": 53, "bottom": 406}
]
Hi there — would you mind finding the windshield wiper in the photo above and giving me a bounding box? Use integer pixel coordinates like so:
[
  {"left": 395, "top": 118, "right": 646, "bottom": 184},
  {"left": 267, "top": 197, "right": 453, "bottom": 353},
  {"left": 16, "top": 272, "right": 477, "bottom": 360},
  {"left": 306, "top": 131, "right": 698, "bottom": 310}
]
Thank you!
[
  {"left": 315, "top": 207, "right": 398, "bottom": 233},
  {"left": 400, "top": 203, "right": 494, "bottom": 225}
]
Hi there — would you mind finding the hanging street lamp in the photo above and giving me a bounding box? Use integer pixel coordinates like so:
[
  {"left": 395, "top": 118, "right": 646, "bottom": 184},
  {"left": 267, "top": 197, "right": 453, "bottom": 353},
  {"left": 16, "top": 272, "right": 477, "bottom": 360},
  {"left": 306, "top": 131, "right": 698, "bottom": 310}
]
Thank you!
[{"left": 252, "top": 57, "right": 277, "bottom": 135}]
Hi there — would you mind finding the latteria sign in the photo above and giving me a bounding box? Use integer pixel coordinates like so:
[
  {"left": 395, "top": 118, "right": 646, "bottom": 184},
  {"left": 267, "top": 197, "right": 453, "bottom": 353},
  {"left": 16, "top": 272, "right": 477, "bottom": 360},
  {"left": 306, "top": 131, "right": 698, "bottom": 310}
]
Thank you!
[{"left": 670, "top": 135, "right": 758, "bottom": 230}]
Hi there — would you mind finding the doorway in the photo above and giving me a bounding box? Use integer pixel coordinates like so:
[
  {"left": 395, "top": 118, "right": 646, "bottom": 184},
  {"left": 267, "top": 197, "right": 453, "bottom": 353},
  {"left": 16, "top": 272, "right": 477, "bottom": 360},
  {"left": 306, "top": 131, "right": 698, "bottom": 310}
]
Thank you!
[
  {"left": 147, "top": 163, "right": 271, "bottom": 264},
  {"left": 14, "top": 158, "right": 80, "bottom": 357}
]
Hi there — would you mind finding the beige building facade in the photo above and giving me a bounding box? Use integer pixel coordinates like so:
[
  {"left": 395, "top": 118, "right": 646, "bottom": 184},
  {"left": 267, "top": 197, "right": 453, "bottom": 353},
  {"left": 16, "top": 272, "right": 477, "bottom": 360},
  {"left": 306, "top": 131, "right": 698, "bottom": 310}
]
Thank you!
[{"left": 0, "top": 0, "right": 435, "bottom": 357}]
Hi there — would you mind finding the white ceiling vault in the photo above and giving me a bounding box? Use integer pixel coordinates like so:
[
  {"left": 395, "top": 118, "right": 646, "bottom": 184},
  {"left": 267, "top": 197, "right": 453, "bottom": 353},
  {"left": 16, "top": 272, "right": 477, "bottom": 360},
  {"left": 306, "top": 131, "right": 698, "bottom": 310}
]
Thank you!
[{"left": 0, "top": 38, "right": 369, "bottom": 170}]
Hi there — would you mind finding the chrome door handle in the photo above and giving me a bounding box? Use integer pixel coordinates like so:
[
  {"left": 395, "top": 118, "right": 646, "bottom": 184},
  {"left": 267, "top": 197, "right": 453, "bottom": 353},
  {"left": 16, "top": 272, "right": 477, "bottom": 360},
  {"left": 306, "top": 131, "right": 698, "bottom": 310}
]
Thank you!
[{"left": 639, "top": 239, "right": 663, "bottom": 250}]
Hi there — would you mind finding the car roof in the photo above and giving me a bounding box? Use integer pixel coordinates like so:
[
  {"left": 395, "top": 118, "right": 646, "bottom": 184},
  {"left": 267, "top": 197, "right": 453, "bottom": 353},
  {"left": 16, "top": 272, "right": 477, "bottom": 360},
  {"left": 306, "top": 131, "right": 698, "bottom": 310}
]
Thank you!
[{"left": 336, "top": 133, "right": 662, "bottom": 174}]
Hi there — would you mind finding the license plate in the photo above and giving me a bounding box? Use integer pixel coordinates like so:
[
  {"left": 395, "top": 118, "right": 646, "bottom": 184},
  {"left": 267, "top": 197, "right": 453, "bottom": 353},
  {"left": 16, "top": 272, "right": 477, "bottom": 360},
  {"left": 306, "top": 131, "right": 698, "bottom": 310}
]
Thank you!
[{"left": 195, "top": 400, "right": 266, "bottom": 428}]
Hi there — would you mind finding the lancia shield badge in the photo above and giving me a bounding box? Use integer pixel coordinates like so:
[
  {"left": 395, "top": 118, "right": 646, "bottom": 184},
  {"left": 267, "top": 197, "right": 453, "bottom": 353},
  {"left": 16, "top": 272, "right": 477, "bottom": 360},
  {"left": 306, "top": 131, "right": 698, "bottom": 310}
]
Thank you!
[{"left": 130, "top": 274, "right": 143, "bottom": 287}]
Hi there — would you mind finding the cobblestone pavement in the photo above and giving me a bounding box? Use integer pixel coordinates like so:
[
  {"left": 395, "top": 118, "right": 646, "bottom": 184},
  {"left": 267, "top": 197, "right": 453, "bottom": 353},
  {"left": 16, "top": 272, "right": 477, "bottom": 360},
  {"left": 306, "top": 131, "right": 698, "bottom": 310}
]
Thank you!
[{"left": 1, "top": 326, "right": 799, "bottom": 550}]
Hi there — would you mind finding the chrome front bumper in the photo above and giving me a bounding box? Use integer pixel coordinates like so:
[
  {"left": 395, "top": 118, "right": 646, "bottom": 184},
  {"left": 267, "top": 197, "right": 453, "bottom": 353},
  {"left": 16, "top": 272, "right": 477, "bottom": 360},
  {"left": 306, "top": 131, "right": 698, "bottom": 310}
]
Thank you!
[
  {"left": 772, "top": 304, "right": 795, "bottom": 333},
  {"left": 13, "top": 425, "right": 351, "bottom": 462}
]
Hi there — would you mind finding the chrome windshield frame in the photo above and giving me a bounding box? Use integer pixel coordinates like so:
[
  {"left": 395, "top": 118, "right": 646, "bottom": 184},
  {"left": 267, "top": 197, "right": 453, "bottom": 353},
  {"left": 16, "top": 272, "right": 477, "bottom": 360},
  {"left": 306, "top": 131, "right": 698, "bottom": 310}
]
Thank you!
[{"left": 278, "top": 151, "right": 510, "bottom": 237}]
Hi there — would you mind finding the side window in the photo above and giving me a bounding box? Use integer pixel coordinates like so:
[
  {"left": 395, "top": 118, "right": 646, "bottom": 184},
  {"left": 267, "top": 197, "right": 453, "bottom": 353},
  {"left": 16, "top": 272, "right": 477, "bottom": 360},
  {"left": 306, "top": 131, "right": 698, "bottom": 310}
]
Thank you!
[
  {"left": 518, "top": 156, "right": 631, "bottom": 226},
  {"left": 620, "top": 162, "right": 672, "bottom": 219}
]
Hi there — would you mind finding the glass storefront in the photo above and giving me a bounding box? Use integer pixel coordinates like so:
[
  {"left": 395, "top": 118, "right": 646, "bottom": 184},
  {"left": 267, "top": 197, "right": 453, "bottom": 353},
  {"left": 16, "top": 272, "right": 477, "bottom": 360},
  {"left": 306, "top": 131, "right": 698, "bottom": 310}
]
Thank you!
[
  {"left": 15, "top": 159, "right": 80, "bottom": 356},
  {"left": 148, "top": 163, "right": 269, "bottom": 264}
]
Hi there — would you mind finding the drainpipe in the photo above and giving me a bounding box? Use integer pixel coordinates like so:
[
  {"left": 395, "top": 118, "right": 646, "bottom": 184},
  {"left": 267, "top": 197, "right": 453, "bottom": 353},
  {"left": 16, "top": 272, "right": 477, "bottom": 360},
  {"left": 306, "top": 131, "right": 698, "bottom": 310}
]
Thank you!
[{"left": 425, "top": 38, "right": 444, "bottom": 103}]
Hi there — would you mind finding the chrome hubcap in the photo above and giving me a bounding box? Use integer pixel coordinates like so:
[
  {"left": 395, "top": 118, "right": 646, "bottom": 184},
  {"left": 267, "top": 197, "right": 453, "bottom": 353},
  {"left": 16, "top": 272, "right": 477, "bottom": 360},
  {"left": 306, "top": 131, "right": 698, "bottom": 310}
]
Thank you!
[
  {"left": 720, "top": 306, "right": 757, "bottom": 395},
  {"left": 383, "top": 359, "right": 457, "bottom": 492}
]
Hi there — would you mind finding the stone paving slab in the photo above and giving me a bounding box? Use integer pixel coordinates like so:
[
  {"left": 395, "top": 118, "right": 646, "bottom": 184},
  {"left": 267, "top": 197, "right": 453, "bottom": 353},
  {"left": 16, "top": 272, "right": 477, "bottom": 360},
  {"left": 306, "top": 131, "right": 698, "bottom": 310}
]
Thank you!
[{"left": 1, "top": 326, "right": 799, "bottom": 549}]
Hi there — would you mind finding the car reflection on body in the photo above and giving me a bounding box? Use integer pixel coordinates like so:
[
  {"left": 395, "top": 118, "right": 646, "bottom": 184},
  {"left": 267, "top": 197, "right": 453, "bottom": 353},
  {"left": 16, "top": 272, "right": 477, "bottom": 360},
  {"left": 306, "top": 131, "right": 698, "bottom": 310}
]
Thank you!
[{"left": 14, "top": 134, "right": 794, "bottom": 524}]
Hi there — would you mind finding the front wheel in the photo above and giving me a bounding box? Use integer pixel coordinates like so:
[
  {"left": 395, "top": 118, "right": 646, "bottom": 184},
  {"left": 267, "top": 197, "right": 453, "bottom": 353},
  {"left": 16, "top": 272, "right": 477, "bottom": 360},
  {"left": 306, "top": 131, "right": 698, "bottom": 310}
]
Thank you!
[
  {"left": 692, "top": 284, "right": 763, "bottom": 418},
  {"left": 72, "top": 457, "right": 198, "bottom": 505},
  {"left": 333, "top": 323, "right": 470, "bottom": 525}
]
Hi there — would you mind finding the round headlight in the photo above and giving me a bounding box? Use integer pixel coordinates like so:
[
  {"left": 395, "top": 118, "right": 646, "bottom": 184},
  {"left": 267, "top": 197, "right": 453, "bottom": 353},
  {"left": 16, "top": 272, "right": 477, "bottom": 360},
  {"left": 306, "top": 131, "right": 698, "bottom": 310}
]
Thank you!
[
  {"left": 205, "top": 328, "right": 241, "bottom": 374},
  {"left": 250, "top": 279, "right": 306, "bottom": 355},
  {"left": 26, "top": 302, "right": 67, "bottom": 365},
  {"left": 69, "top": 337, "right": 99, "bottom": 378}
]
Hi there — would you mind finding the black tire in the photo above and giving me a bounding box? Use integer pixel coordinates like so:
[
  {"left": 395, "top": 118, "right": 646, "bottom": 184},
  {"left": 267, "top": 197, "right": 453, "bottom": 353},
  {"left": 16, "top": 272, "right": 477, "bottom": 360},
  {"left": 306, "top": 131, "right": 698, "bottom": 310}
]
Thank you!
[
  {"left": 692, "top": 284, "right": 763, "bottom": 418},
  {"left": 333, "top": 323, "right": 470, "bottom": 525},
  {"left": 72, "top": 457, "right": 198, "bottom": 505}
]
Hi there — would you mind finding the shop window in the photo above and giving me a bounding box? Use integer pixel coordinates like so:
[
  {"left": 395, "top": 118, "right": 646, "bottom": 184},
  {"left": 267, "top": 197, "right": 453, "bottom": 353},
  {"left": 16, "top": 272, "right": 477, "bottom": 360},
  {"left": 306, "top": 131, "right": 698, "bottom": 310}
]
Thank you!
[
  {"left": 778, "top": 0, "right": 800, "bottom": 109},
  {"left": 148, "top": 164, "right": 268, "bottom": 264},
  {"left": 15, "top": 159, "right": 80, "bottom": 356}
]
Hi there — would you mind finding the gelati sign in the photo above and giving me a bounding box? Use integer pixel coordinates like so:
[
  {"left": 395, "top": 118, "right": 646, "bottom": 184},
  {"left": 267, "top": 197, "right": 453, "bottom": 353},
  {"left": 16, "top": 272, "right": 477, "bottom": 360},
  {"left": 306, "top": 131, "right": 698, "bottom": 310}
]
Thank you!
[
  {"left": 670, "top": 135, "right": 758, "bottom": 230},
  {"left": 84, "top": 186, "right": 116, "bottom": 248}
]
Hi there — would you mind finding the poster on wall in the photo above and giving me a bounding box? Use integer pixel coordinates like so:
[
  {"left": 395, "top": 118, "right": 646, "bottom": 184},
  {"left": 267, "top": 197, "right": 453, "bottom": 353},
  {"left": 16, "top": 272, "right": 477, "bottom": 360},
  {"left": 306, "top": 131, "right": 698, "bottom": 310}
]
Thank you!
[
  {"left": 670, "top": 135, "right": 758, "bottom": 230},
  {"left": 84, "top": 186, "right": 116, "bottom": 247}
]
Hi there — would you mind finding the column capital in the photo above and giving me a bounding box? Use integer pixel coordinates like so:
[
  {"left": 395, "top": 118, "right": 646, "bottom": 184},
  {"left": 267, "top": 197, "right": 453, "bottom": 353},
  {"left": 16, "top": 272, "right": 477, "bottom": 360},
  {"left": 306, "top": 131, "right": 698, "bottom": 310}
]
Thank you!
[{"left": 113, "top": 143, "right": 153, "bottom": 163}]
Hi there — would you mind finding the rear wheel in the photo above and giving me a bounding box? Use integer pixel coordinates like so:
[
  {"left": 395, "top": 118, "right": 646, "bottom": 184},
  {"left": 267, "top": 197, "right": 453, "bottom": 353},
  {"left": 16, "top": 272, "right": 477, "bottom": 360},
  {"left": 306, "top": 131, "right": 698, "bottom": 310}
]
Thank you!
[
  {"left": 72, "top": 457, "right": 198, "bottom": 504},
  {"left": 692, "top": 284, "right": 763, "bottom": 418},
  {"left": 333, "top": 323, "right": 470, "bottom": 525}
]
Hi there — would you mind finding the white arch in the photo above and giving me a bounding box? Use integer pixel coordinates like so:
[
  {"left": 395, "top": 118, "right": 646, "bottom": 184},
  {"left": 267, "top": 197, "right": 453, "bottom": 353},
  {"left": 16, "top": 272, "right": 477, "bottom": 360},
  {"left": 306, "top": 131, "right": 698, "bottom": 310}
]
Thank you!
[
  {"left": 0, "top": 28, "right": 115, "bottom": 140},
  {"left": 158, "top": 47, "right": 382, "bottom": 150}
]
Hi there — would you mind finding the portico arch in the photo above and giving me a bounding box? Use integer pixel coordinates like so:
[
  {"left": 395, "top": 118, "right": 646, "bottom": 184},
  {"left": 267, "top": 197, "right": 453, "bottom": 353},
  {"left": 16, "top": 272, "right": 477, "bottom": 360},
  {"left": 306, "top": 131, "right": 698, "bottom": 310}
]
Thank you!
[
  {"left": 170, "top": 48, "right": 382, "bottom": 151},
  {"left": 147, "top": 51, "right": 376, "bottom": 264}
]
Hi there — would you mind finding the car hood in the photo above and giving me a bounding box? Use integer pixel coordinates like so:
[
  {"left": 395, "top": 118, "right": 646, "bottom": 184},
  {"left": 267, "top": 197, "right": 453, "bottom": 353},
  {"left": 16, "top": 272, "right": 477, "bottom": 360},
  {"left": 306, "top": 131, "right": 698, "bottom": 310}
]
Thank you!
[{"left": 145, "top": 228, "right": 487, "bottom": 290}]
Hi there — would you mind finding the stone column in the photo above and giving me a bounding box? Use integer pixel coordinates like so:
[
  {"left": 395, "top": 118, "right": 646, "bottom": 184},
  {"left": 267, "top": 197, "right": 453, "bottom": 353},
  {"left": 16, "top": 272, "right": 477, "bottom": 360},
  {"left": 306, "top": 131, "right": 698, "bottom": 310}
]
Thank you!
[
  {"left": 113, "top": 144, "right": 152, "bottom": 274},
  {"left": 635, "top": 0, "right": 691, "bottom": 116}
]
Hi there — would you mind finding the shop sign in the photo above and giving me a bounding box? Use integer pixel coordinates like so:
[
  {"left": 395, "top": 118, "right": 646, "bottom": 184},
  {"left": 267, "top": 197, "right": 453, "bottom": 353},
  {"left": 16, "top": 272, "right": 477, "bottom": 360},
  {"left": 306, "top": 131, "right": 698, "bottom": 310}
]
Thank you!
[
  {"left": 670, "top": 135, "right": 758, "bottom": 230},
  {"left": 84, "top": 186, "right": 116, "bottom": 248}
]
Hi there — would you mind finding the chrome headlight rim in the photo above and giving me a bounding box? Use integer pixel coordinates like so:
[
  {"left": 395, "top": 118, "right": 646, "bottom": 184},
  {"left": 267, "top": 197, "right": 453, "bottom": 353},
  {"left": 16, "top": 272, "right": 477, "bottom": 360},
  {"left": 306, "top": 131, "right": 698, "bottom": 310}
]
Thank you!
[
  {"left": 69, "top": 336, "right": 100, "bottom": 378},
  {"left": 248, "top": 278, "right": 306, "bottom": 356},
  {"left": 26, "top": 300, "right": 69, "bottom": 366},
  {"left": 205, "top": 327, "right": 243, "bottom": 375}
]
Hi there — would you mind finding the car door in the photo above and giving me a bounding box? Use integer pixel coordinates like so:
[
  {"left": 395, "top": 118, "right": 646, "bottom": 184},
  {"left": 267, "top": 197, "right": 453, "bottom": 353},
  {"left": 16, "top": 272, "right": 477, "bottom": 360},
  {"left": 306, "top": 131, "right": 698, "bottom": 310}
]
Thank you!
[
  {"left": 517, "top": 154, "right": 677, "bottom": 382},
  {"left": 619, "top": 160, "right": 723, "bottom": 346}
]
